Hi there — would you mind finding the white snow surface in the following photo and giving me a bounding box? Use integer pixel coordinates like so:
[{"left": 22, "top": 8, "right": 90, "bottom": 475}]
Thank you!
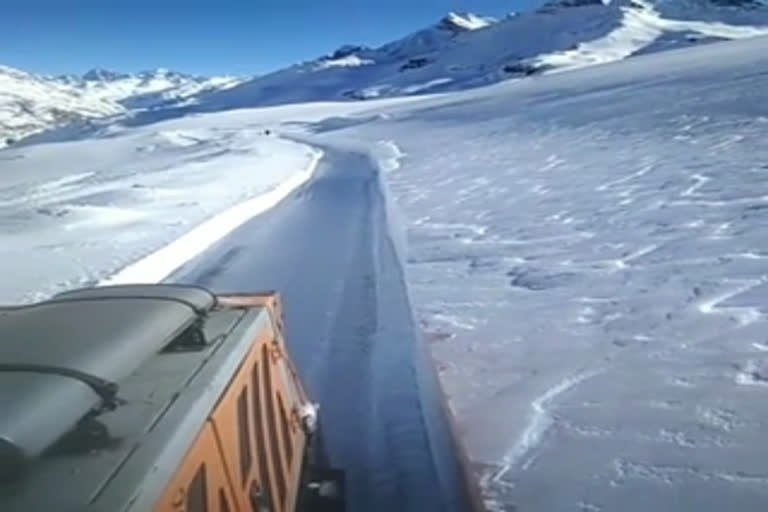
[
  {"left": 314, "top": 55, "right": 376, "bottom": 70},
  {"left": 209, "top": 34, "right": 768, "bottom": 511},
  {"left": 442, "top": 11, "right": 495, "bottom": 31},
  {"left": 0, "top": 118, "right": 318, "bottom": 303},
  {"left": 4, "top": 5, "right": 768, "bottom": 511},
  {"left": 536, "top": 0, "right": 768, "bottom": 69},
  {"left": 101, "top": 149, "right": 321, "bottom": 285},
  {"left": 197, "top": 0, "right": 768, "bottom": 108}
]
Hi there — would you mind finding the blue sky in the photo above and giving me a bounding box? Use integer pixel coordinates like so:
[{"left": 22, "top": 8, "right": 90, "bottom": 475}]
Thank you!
[{"left": 1, "top": 0, "right": 543, "bottom": 77}]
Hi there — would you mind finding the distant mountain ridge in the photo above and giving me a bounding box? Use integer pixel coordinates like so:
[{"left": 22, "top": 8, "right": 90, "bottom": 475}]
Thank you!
[
  {"left": 0, "top": 67, "right": 244, "bottom": 147},
  {"left": 195, "top": 0, "right": 768, "bottom": 110},
  {"left": 2, "top": 0, "right": 768, "bottom": 146},
  {"left": 53, "top": 68, "right": 243, "bottom": 108}
]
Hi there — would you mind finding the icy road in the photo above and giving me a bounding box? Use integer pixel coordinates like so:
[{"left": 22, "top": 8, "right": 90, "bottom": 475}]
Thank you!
[{"left": 169, "top": 148, "right": 481, "bottom": 512}]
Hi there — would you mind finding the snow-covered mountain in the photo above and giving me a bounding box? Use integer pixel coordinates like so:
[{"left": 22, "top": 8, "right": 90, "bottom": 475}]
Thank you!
[
  {"left": 0, "top": 67, "right": 244, "bottom": 147},
  {"left": 55, "top": 68, "right": 243, "bottom": 109},
  {"left": 0, "top": 66, "right": 123, "bottom": 147},
  {"left": 3, "top": 0, "right": 768, "bottom": 146},
  {"left": 198, "top": 1, "right": 768, "bottom": 109}
]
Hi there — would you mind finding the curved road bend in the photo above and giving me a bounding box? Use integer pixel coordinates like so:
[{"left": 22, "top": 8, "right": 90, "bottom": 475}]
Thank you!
[{"left": 169, "top": 147, "right": 481, "bottom": 512}]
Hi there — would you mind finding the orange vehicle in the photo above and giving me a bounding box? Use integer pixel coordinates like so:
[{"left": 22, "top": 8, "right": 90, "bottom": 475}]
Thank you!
[{"left": 0, "top": 284, "right": 344, "bottom": 512}]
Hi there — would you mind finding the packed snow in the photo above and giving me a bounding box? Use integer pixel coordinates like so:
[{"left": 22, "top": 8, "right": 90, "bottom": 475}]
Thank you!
[
  {"left": 535, "top": 0, "right": 768, "bottom": 69},
  {"left": 0, "top": 119, "right": 319, "bottom": 303}
]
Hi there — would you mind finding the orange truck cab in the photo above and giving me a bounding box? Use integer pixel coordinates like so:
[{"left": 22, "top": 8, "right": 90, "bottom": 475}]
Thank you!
[{"left": 0, "top": 284, "right": 344, "bottom": 512}]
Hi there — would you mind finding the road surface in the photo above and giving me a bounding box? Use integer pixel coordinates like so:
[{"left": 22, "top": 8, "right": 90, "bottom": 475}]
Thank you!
[{"left": 169, "top": 146, "right": 480, "bottom": 512}]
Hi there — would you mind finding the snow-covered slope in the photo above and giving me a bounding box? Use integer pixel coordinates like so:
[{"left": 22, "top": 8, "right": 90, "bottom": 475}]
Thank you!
[
  {"left": 0, "top": 67, "right": 244, "bottom": 147},
  {"left": 4, "top": 6, "right": 768, "bottom": 510},
  {"left": 5, "top": 30, "right": 768, "bottom": 510},
  {"left": 0, "top": 66, "right": 123, "bottom": 146},
  {"left": 199, "top": 1, "right": 768, "bottom": 109},
  {"left": 0, "top": 115, "right": 319, "bottom": 302},
  {"left": 4, "top": 0, "right": 766, "bottom": 146},
  {"left": 270, "top": 34, "right": 768, "bottom": 511}
]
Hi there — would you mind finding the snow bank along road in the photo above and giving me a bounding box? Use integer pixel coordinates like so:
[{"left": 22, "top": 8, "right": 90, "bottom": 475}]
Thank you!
[
  {"left": 0, "top": 126, "right": 318, "bottom": 303},
  {"left": 168, "top": 147, "right": 481, "bottom": 512},
  {"left": 282, "top": 36, "right": 768, "bottom": 511}
]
